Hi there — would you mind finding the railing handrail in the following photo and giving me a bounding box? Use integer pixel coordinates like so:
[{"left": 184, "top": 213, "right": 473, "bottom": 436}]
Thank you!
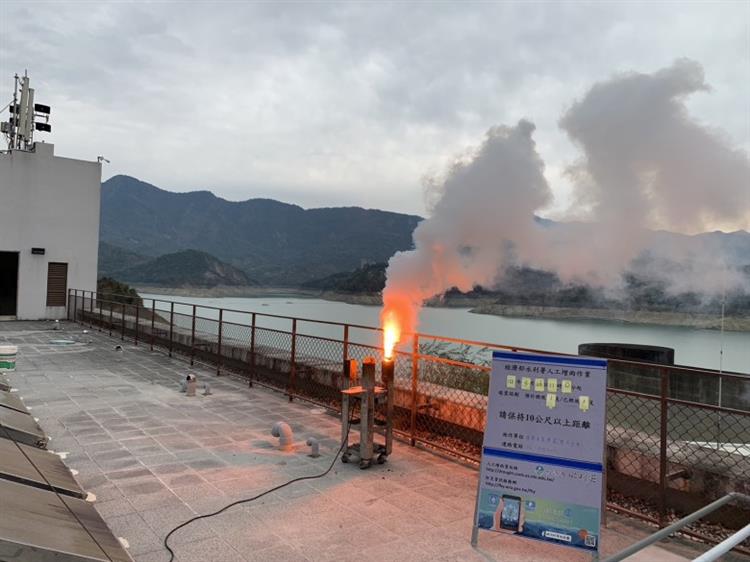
[
  {"left": 92, "top": 290, "right": 383, "bottom": 331},
  {"left": 602, "top": 492, "right": 749, "bottom": 562},
  {"left": 79, "top": 289, "right": 750, "bottom": 379}
]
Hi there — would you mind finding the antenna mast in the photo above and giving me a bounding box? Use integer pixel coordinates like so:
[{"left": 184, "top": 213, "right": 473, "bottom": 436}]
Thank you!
[{"left": 1, "top": 72, "right": 52, "bottom": 152}]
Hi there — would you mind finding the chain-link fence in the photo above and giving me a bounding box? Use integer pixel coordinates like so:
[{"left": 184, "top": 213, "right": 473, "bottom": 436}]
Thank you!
[{"left": 70, "top": 289, "right": 750, "bottom": 552}]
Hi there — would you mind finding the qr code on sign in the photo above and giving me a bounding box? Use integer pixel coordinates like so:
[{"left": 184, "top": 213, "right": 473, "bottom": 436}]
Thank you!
[{"left": 585, "top": 535, "right": 597, "bottom": 547}]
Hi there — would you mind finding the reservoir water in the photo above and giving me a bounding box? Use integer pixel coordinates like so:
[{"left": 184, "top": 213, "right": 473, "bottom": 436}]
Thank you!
[{"left": 143, "top": 294, "right": 749, "bottom": 374}]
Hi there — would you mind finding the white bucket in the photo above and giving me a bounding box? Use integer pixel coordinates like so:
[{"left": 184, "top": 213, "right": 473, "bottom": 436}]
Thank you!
[{"left": 0, "top": 345, "right": 17, "bottom": 372}]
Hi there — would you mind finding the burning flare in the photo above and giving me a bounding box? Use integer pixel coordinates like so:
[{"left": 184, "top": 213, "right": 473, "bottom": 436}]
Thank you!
[
  {"left": 380, "top": 291, "right": 419, "bottom": 358},
  {"left": 381, "top": 309, "right": 400, "bottom": 359}
]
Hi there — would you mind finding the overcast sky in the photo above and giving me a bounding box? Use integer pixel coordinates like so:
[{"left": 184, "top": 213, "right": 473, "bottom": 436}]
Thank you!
[{"left": 1, "top": 1, "right": 748, "bottom": 217}]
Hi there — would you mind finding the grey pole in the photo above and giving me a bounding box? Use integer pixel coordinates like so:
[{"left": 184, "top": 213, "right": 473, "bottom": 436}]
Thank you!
[
  {"left": 692, "top": 523, "right": 750, "bottom": 562},
  {"left": 602, "top": 493, "right": 740, "bottom": 562}
]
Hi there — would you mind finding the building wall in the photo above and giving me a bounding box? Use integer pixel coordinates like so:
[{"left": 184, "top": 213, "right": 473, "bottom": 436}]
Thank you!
[{"left": 0, "top": 143, "right": 101, "bottom": 320}]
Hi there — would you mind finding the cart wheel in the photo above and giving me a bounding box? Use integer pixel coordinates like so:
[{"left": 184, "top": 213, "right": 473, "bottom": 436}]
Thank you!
[
  {"left": 359, "top": 459, "right": 371, "bottom": 470},
  {"left": 377, "top": 454, "right": 387, "bottom": 464},
  {"left": 341, "top": 453, "right": 349, "bottom": 463}
]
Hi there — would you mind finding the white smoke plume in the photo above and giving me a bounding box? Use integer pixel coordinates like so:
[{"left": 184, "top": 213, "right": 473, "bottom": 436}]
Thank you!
[
  {"left": 549, "top": 58, "right": 750, "bottom": 287},
  {"left": 382, "top": 119, "right": 551, "bottom": 338},
  {"left": 561, "top": 58, "right": 749, "bottom": 235},
  {"left": 382, "top": 59, "right": 750, "bottom": 341}
]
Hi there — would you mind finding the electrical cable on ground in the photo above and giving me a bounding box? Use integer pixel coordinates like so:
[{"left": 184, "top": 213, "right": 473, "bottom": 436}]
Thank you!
[{"left": 163, "top": 410, "right": 356, "bottom": 562}]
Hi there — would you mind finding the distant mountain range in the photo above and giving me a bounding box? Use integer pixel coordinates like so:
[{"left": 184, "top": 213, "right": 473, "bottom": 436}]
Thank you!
[
  {"left": 100, "top": 175, "right": 421, "bottom": 285},
  {"left": 99, "top": 245, "right": 254, "bottom": 287},
  {"left": 302, "top": 262, "right": 386, "bottom": 293},
  {"left": 99, "top": 174, "right": 749, "bottom": 290}
]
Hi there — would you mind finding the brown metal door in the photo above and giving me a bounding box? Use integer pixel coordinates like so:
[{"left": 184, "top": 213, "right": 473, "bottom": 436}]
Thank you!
[{"left": 46, "top": 262, "right": 68, "bottom": 307}]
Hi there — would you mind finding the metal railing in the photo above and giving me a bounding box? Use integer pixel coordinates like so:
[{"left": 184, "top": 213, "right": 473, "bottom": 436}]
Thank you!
[
  {"left": 603, "top": 492, "right": 750, "bottom": 562},
  {"left": 68, "top": 289, "right": 750, "bottom": 553}
]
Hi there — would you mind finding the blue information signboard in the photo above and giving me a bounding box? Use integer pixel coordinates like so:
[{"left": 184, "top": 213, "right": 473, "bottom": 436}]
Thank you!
[{"left": 471, "top": 351, "right": 608, "bottom": 556}]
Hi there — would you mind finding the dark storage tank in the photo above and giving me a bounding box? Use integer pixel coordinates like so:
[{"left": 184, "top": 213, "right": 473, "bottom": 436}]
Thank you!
[
  {"left": 578, "top": 343, "right": 674, "bottom": 365},
  {"left": 578, "top": 342, "right": 675, "bottom": 395}
]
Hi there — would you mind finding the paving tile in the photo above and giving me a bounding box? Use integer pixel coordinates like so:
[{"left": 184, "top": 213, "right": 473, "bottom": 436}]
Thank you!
[
  {"left": 185, "top": 458, "right": 228, "bottom": 471},
  {"left": 122, "top": 484, "right": 184, "bottom": 512},
  {"left": 151, "top": 462, "right": 192, "bottom": 475},
  {"left": 135, "top": 546, "right": 183, "bottom": 562},
  {"left": 93, "top": 497, "right": 139, "bottom": 518},
  {"left": 171, "top": 536, "right": 245, "bottom": 562},
  {"left": 139, "top": 504, "right": 216, "bottom": 547},
  {"left": 107, "top": 467, "right": 155, "bottom": 481},
  {"left": 107, "top": 513, "right": 163, "bottom": 557},
  {"left": 92, "top": 448, "right": 135, "bottom": 462},
  {"left": 242, "top": 543, "right": 310, "bottom": 562},
  {"left": 97, "top": 456, "right": 143, "bottom": 472},
  {"left": 139, "top": 453, "right": 180, "bottom": 467},
  {"left": 89, "top": 482, "right": 126, "bottom": 502},
  {"left": 158, "top": 474, "right": 202, "bottom": 491}
]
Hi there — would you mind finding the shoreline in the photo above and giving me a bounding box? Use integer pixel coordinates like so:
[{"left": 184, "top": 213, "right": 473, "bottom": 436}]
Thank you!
[
  {"left": 133, "top": 285, "right": 749, "bottom": 332},
  {"left": 470, "top": 304, "right": 750, "bottom": 332}
]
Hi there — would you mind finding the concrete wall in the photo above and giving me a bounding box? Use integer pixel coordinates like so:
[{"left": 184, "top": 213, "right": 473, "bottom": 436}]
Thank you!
[{"left": 0, "top": 143, "right": 101, "bottom": 319}]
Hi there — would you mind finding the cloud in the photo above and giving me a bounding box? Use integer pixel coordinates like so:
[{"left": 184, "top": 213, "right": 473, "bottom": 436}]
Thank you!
[{"left": 0, "top": 2, "right": 747, "bottom": 216}]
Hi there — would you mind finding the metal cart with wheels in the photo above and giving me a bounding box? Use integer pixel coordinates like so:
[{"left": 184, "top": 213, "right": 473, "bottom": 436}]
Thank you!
[{"left": 340, "top": 356, "right": 394, "bottom": 469}]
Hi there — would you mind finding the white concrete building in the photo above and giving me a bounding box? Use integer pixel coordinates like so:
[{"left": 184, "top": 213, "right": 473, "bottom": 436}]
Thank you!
[{"left": 0, "top": 142, "right": 101, "bottom": 320}]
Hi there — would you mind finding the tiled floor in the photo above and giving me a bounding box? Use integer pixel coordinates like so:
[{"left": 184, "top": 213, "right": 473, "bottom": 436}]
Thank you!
[{"left": 1, "top": 321, "right": 735, "bottom": 562}]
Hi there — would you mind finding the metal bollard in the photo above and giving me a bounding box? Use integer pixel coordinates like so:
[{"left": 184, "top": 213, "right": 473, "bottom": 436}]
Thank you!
[{"left": 306, "top": 437, "right": 320, "bottom": 458}]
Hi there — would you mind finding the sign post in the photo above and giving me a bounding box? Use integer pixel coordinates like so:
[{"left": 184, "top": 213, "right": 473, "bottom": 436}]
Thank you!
[{"left": 471, "top": 351, "right": 608, "bottom": 559}]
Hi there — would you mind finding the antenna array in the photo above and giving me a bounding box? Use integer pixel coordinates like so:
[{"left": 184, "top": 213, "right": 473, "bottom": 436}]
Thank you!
[{"left": 1, "top": 72, "right": 52, "bottom": 152}]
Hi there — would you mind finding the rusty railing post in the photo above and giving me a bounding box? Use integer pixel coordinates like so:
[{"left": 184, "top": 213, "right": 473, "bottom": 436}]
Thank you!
[
  {"left": 168, "top": 302, "right": 174, "bottom": 357},
  {"left": 72, "top": 290, "right": 77, "bottom": 323},
  {"left": 66, "top": 289, "right": 72, "bottom": 320},
  {"left": 216, "top": 308, "right": 223, "bottom": 376},
  {"left": 289, "top": 318, "right": 297, "bottom": 401},
  {"left": 108, "top": 301, "right": 113, "bottom": 336},
  {"left": 89, "top": 290, "right": 94, "bottom": 328},
  {"left": 134, "top": 300, "right": 140, "bottom": 345},
  {"left": 190, "top": 304, "right": 196, "bottom": 366},
  {"left": 658, "top": 366, "right": 669, "bottom": 527},
  {"left": 121, "top": 303, "right": 126, "bottom": 341},
  {"left": 410, "top": 333, "right": 419, "bottom": 446},
  {"left": 248, "top": 312, "right": 256, "bottom": 387},
  {"left": 150, "top": 299, "right": 156, "bottom": 351},
  {"left": 342, "top": 324, "right": 349, "bottom": 369}
]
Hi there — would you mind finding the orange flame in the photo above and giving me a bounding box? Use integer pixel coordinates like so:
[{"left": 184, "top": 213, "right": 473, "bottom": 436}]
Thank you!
[
  {"left": 380, "top": 291, "right": 418, "bottom": 359},
  {"left": 382, "top": 309, "right": 400, "bottom": 359}
]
